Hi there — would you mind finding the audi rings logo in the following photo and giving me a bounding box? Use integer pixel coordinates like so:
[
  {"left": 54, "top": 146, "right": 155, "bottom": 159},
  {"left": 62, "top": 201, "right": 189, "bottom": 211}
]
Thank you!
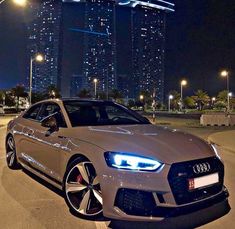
[{"left": 193, "top": 163, "right": 211, "bottom": 174}]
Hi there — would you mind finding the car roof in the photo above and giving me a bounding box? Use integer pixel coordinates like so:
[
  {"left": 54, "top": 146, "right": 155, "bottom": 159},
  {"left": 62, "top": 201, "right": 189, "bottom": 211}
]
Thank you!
[{"left": 35, "top": 98, "right": 115, "bottom": 105}]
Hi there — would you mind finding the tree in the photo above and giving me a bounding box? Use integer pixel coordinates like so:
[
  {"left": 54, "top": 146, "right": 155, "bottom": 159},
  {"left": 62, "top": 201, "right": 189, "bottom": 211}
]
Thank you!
[
  {"left": 184, "top": 96, "right": 195, "bottom": 109},
  {"left": 97, "top": 92, "right": 106, "bottom": 100},
  {"left": 110, "top": 89, "right": 123, "bottom": 102},
  {"left": 46, "top": 85, "right": 61, "bottom": 98},
  {"left": 191, "top": 90, "right": 210, "bottom": 111},
  {"left": 32, "top": 92, "right": 46, "bottom": 104},
  {"left": 168, "top": 90, "right": 180, "bottom": 110},
  {"left": 11, "top": 85, "right": 28, "bottom": 112},
  {"left": 217, "top": 90, "right": 228, "bottom": 103},
  {"left": 128, "top": 99, "right": 135, "bottom": 108},
  {"left": 77, "top": 88, "right": 91, "bottom": 98},
  {"left": 0, "top": 90, "right": 4, "bottom": 104}
]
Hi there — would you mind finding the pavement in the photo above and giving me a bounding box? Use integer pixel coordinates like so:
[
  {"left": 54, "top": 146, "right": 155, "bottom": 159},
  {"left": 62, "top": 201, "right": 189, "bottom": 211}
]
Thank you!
[
  {"left": 208, "top": 130, "right": 235, "bottom": 153},
  {"left": 0, "top": 115, "right": 234, "bottom": 228}
]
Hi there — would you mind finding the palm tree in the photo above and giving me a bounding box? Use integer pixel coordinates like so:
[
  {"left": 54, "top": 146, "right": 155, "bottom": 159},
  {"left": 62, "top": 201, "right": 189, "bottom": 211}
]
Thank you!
[
  {"left": 11, "top": 85, "right": 27, "bottom": 112},
  {"left": 168, "top": 90, "right": 181, "bottom": 110},
  {"left": 77, "top": 88, "right": 91, "bottom": 98},
  {"left": 192, "top": 90, "right": 210, "bottom": 111}
]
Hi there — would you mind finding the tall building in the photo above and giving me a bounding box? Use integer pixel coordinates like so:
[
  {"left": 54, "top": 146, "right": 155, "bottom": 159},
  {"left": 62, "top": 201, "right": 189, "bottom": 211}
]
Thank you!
[
  {"left": 28, "top": 0, "right": 62, "bottom": 93},
  {"left": 117, "top": 0, "right": 174, "bottom": 102},
  {"left": 83, "top": 0, "right": 117, "bottom": 95}
]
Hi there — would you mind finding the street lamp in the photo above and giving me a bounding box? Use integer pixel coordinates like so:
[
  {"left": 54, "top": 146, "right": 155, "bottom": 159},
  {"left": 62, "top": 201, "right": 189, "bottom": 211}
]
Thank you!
[
  {"left": 0, "top": 0, "right": 27, "bottom": 6},
  {"left": 168, "top": 94, "right": 173, "bottom": 112},
  {"left": 180, "top": 79, "right": 187, "bottom": 111},
  {"left": 29, "top": 54, "right": 44, "bottom": 105},
  {"left": 93, "top": 78, "right": 98, "bottom": 99},
  {"left": 220, "top": 70, "right": 230, "bottom": 111}
]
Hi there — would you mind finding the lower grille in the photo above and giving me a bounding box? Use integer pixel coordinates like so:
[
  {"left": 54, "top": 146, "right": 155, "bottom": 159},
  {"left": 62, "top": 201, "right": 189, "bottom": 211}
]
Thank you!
[
  {"left": 114, "top": 188, "right": 156, "bottom": 216},
  {"left": 168, "top": 157, "right": 224, "bottom": 205}
]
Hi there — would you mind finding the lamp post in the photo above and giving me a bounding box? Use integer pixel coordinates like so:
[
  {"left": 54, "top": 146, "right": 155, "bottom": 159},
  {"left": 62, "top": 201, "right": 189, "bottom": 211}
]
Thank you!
[
  {"left": 29, "top": 54, "right": 44, "bottom": 105},
  {"left": 168, "top": 94, "right": 173, "bottom": 112},
  {"left": 180, "top": 80, "right": 187, "bottom": 111},
  {"left": 93, "top": 78, "right": 98, "bottom": 99},
  {"left": 0, "top": 0, "right": 27, "bottom": 6},
  {"left": 221, "top": 70, "right": 230, "bottom": 112},
  {"left": 140, "top": 94, "right": 144, "bottom": 111}
]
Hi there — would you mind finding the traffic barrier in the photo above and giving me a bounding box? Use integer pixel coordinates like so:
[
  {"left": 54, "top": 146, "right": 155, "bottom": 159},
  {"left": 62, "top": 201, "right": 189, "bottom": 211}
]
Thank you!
[{"left": 200, "top": 114, "right": 235, "bottom": 126}]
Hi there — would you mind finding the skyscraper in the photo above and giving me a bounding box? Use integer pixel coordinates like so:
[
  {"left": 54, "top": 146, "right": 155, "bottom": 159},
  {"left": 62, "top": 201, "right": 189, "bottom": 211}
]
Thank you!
[
  {"left": 117, "top": 0, "right": 174, "bottom": 102},
  {"left": 28, "top": 0, "right": 62, "bottom": 93},
  {"left": 83, "top": 0, "right": 117, "bottom": 96}
]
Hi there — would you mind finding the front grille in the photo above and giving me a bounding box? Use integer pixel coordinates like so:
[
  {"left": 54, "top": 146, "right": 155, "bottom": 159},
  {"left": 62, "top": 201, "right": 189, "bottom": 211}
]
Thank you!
[
  {"left": 114, "top": 188, "right": 156, "bottom": 216},
  {"left": 168, "top": 157, "right": 224, "bottom": 205}
]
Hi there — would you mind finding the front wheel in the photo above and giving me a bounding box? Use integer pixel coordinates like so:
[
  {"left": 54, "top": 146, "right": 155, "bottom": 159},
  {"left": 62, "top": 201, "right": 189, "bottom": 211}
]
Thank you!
[
  {"left": 6, "top": 135, "right": 20, "bottom": 169},
  {"left": 63, "top": 157, "right": 103, "bottom": 219}
]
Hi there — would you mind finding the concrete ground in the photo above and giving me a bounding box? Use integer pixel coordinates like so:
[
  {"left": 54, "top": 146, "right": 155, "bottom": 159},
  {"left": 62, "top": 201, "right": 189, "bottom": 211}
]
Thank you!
[{"left": 0, "top": 115, "right": 234, "bottom": 228}]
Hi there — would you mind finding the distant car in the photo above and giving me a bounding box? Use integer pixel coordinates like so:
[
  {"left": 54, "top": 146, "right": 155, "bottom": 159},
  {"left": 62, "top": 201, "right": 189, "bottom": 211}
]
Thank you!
[
  {"left": 0, "top": 105, "right": 4, "bottom": 114},
  {"left": 5, "top": 99, "right": 229, "bottom": 221}
]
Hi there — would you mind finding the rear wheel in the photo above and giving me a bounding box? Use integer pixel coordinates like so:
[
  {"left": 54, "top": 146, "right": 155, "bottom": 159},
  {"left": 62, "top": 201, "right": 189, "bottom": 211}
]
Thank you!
[
  {"left": 63, "top": 157, "right": 103, "bottom": 219},
  {"left": 6, "top": 135, "right": 20, "bottom": 169}
]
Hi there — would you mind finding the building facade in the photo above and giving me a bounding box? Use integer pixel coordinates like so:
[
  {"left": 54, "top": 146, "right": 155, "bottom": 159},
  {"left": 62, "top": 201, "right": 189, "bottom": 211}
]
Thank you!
[
  {"left": 117, "top": 0, "right": 174, "bottom": 102},
  {"left": 28, "top": 0, "right": 62, "bottom": 93},
  {"left": 82, "top": 0, "right": 117, "bottom": 95}
]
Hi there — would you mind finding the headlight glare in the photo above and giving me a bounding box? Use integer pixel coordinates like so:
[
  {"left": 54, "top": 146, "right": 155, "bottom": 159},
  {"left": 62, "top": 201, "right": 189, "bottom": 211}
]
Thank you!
[{"left": 105, "top": 152, "right": 164, "bottom": 171}]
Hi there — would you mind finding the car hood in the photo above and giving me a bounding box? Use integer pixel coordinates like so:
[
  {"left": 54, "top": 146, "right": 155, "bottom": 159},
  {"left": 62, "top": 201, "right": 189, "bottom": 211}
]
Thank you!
[{"left": 72, "top": 124, "right": 215, "bottom": 164}]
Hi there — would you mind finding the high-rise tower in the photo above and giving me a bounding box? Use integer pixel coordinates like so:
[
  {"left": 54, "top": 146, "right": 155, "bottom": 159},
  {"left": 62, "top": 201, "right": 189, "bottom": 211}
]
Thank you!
[{"left": 28, "top": 0, "right": 62, "bottom": 93}]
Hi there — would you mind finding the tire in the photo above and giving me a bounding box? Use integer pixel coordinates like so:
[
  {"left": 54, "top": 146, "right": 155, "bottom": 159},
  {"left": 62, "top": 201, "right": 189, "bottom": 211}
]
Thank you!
[
  {"left": 63, "top": 157, "right": 103, "bottom": 220},
  {"left": 6, "top": 135, "right": 20, "bottom": 169}
]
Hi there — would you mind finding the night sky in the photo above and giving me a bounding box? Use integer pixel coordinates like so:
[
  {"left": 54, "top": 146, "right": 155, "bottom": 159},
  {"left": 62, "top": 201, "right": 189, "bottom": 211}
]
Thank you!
[{"left": 0, "top": 0, "right": 234, "bottom": 98}]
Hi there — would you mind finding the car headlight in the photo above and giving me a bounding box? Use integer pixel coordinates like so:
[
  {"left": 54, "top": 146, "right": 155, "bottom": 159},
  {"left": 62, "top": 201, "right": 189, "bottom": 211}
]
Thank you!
[{"left": 104, "top": 152, "right": 164, "bottom": 172}]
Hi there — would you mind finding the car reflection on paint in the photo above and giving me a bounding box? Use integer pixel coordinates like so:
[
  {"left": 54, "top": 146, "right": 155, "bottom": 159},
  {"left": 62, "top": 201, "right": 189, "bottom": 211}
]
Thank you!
[{"left": 6, "top": 99, "right": 229, "bottom": 221}]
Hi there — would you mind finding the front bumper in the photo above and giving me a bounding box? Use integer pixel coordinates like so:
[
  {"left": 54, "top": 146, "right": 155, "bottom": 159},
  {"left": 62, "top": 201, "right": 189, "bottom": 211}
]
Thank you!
[{"left": 100, "top": 156, "right": 228, "bottom": 221}]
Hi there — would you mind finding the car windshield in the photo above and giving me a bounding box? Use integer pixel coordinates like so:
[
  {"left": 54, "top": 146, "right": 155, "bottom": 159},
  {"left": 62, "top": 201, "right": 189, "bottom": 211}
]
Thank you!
[{"left": 64, "top": 101, "right": 150, "bottom": 127}]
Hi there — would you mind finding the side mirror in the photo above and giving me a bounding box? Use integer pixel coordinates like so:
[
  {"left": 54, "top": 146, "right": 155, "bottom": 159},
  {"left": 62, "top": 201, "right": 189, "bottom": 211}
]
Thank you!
[{"left": 41, "top": 116, "right": 58, "bottom": 131}]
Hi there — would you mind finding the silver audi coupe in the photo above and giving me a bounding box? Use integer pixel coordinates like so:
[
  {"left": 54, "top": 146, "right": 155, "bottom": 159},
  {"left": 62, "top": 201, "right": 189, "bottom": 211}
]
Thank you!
[{"left": 5, "top": 99, "right": 229, "bottom": 221}]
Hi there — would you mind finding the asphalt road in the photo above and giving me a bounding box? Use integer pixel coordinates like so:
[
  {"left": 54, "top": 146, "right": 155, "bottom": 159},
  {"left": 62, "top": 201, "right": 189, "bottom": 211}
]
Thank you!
[{"left": 0, "top": 116, "right": 234, "bottom": 229}]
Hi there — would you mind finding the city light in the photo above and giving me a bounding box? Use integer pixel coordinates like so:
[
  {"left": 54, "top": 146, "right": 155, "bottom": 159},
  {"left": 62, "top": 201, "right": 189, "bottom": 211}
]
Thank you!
[
  {"left": 12, "top": 0, "right": 27, "bottom": 6},
  {"left": 140, "top": 95, "right": 144, "bottom": 100},
  {"left": 228, "top": 92, "right": 232, "bottom": 97},
  {"left": 212, "top": 97, "right": 216, "bottom": 102},
  {"left": 168, "top": 94, "right": 173, "bottom": 112},
  {"left": 93, "top": 78, "right": 98, "bottom": 99},
  {"left": 181, "top": 79, "right": 187, "bottom": 86},
  {"left": 220, "top": 70, "right": 230, "bottom": 112},
  {"left": 35, "top": 54, "right": 44, "bottom": 62},
  {"left": 221, "top": 70, "right": 229, "bottom": 77},
  {"left": 180, "top": 79, "right": 188, "bottom": 111}
]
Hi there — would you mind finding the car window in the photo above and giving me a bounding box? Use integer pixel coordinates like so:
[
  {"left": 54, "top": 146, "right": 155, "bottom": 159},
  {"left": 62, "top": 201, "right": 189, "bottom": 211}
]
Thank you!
[
  {"left": 39, "top": 103, "right": 67, "bottom": 128},
  {"left": 23, "top": 104, "right": 42, "bottom": 121},
  {"left": 64, "top": 101, "right": 149, "bottom": 127}
]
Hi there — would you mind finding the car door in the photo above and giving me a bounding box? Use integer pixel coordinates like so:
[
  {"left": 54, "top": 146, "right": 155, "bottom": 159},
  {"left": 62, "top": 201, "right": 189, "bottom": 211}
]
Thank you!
[{"left": 28, "top": 102, "right": 68, "bottom": 182}]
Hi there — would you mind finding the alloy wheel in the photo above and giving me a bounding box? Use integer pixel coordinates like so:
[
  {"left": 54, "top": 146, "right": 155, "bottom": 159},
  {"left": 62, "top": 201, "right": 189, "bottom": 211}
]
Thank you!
[
  {"left": 6, "top": 136, "right": 17, "bottom": 168},
  {"left": 65, "top": 161, "right": 103, "bottom": 217}
]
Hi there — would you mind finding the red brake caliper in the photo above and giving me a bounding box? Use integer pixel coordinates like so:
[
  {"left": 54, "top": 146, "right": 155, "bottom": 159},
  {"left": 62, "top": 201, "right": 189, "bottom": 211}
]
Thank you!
[{"left": 76, "top": 174, "right": 83, "bottom": 183}]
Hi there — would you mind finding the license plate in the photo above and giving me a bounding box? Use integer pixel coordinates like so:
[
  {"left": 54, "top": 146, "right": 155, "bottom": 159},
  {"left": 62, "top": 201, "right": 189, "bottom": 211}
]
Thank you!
[{"left": 188, "top": 173, "right": 219, "bottom": 190}]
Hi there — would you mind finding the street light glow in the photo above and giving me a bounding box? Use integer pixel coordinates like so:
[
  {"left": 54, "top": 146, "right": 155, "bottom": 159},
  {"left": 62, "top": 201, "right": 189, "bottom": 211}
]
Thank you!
[
  {"left": 169, "top": 95, "right": 173, "bottom": 100},
  {"left": 181, "top": 79, "right": 187, "bottom": 86},
  {"left": 212, "top": 97, "right": 216, "bottom": 102},
  {"left": 140, "top": 95, "right": 144, "bottom": 100},
  {"left": 221, "top": 70, "right": 229, "bottom": 77},
  {"left": 12, "top": 0, "right": 27, "bottom": 6},
  {"left": 228, "top": 92, "right": 232, "bottom": 97},
  {"left": 93, "top": 78, "right": 98, "bottom": 83},
  {"left": 35, "top": 54, "right": 44, "bottom": 62}
]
